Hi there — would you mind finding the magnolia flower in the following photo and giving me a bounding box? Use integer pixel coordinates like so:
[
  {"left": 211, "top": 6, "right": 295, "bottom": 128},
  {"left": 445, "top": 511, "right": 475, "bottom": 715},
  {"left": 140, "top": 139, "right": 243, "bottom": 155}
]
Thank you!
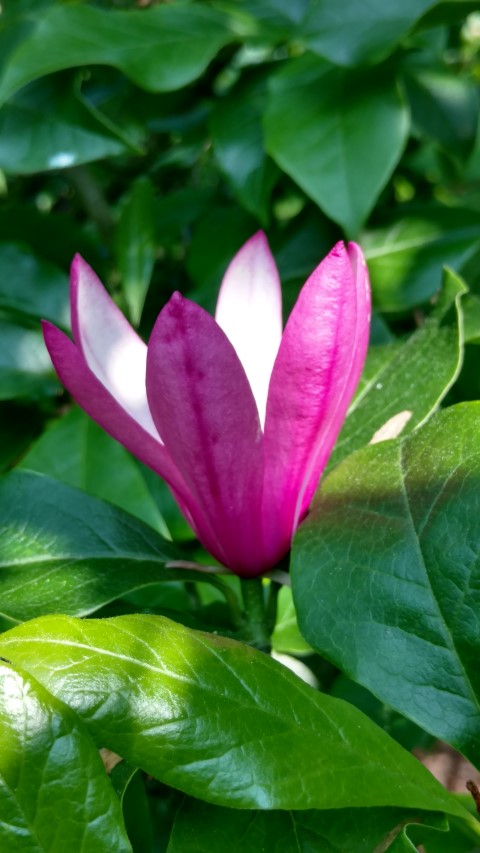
[{"left": 43, "top": 233, "right": 370, "bottom": 578}]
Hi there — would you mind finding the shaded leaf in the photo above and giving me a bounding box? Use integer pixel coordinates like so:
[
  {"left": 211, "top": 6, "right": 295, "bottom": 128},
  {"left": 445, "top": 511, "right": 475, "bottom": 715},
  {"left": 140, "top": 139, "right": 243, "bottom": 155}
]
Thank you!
[
  {"left": 0, "top": 4, "right": 236, "bottom": 105},
  {"left": 168, "top": 796, "right": 452, "bottom": 853},
  {"left": 292, "top": 403, "right": 480, "bottom": 766}
]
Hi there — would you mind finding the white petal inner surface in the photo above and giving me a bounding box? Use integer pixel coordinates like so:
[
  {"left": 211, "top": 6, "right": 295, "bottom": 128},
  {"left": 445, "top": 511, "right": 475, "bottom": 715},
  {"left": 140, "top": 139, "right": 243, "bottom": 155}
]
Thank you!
[
  {"left": 215, "top": 233, "right": 283, "bottom": 428},
  {"left": 76, "top": 263, "right": 160, "bottom": 439}
]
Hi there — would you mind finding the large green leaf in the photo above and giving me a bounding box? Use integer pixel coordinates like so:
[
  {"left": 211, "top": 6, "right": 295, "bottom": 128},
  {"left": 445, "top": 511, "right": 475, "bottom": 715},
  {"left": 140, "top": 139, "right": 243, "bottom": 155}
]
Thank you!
[
  {"left": 328, "top": 267, "right": 465, "bottom": 471},
  {"left": 168, "top": 797, "right": 452, "bottom": 853},
  {"left": 264, "top": 54, "right": 409, "bottom": 236},
  {"left": 0, "top": 3, "right": 236, "bottom": 106},
  {"left": 299, "top": 0, "right": 435, "bottom": 66},
  {"left": 292, "top": 403, "right": 480, "bottom": 766},
  {"left": 363, "top": 205, "right": 480, "bottom": 312},
  {"left": 0, "top": 613, "right": 471, "bottom": 816},
  {"left": 0, "top": 660, "right": 131, "bottom": 853},
  {"left": 19, "top": 406, "right": 168, "bottom": 535},
  {"left": 0, "top": 469, "right": 192, "bottom": 629}
]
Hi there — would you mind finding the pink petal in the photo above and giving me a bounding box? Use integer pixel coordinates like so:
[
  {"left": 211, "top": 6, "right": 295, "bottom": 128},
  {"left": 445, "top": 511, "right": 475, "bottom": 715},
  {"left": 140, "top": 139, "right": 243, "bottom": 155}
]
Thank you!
[
  {"left": 146, "top": 293, "right": 265, "bottom": 575},
  {"left": 70, "top": 255, "right": 157, "bottom": 439},
  {"left": 215, "top": 232, "right": 283, "bottom": 428},
  {"left": 42, "top": 321, "right": 225, "bottom": 559},
  {"left": 262, "top": 242, "right": 371, "bottom": 561}
]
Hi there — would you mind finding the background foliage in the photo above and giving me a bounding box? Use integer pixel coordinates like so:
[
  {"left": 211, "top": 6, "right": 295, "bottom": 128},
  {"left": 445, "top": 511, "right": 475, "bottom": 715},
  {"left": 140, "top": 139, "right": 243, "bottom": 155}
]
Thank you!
[{"left": 2, "top": 0, "right": 480, "bottom": 851}]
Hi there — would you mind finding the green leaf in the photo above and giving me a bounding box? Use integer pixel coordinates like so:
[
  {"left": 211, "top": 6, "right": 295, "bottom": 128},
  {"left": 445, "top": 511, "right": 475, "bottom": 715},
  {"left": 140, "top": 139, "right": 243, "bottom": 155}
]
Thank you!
[
  {"left": 0, "top": 4, "right": 236, "bottom": 106},
  {"left": 121, "top": 771, "right": 154, "bottom": 853},
  {"left": 328, "top": 267, "right": 465, "bottom": 470},
  {"left": 292, "top": 403, "right": 480, "bottom": 766},
  {"left": 299, "top": 0, "right": 435, "bottom": 66},
  {"left": 363, "top": 205, "right": 480, "bottom": 312},
  {"left": 0, "top": 77, "right": 131, "bottom": 175},
  {"left": 116, "top": 177, "right": 156, "bottom": 326},
  {"left": 0, "top": 316, "right": 59, "bottom": 401},
  {"left": 168, "top": 796, "right": 452, "bottom": 853},
  {"left": 19, "top": 406, "right": 169, "bottom": 535},
  {"left": 0, "top": 242, "right": 69, "bottom": 326},
  {"left": 0, "top": 469, "right": 189, "bottom": 629},
  {"left": 264, "top": 54, "right": 409, "bottom": 236},
  {"left": 0, "top": 660, "right": 131, "bottom": 853},
  {"left": 210, "top": 71, "right": 278, "bottom": 225},
  {"left": 271, "top": 586, "right": 312, "bottom": 655},
  {"left": 401, "top": 62, "right": 479, "bottom": 159},
  {"left": 0, "top": 612, "right": 471, "bottom": 816}
]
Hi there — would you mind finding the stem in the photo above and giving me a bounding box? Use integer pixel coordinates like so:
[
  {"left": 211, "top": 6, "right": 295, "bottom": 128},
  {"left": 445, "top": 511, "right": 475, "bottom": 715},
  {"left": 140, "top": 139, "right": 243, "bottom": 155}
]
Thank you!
[
  {"left": 266, "top": 579, "right": 281, "bottom": 635},
  {"left": 240, "top": 578, "right": 271, "bottom": 652}
]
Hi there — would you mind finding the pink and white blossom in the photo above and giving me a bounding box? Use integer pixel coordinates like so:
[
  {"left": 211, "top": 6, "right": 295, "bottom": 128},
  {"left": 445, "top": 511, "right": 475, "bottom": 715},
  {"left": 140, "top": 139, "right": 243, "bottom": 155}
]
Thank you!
[{"left": 43, "top": 232, "right": 370, "bottom": 577}]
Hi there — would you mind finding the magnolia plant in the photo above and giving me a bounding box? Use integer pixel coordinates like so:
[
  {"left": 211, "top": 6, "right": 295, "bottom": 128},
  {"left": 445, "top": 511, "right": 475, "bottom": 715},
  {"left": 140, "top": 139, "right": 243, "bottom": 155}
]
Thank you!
[
  {"left": 3, "top": 1, "right": 480, "bottom": 849},
  {"left": 43, "top": 233, "right": 370, "bottom": 577}
]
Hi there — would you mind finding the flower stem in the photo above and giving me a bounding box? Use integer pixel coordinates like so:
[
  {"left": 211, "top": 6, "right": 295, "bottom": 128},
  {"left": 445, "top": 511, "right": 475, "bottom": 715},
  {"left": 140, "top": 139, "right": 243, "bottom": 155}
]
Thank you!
[{"left": 240, "top": 578, "right": 271, "bottom": 652}]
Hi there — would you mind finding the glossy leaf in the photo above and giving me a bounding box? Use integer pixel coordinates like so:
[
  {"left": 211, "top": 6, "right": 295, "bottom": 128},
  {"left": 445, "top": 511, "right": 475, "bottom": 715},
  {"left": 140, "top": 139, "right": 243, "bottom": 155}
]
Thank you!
[
  {"left": 292, "top": 403, "right": 480, "bottom": 766},
  {"left": 0, "top": 613, "right": 470, "bottom": 816},
  {"left": 300, "top": 0, "right": 435, "bottom": 66},
  {"left": 363, "top": 205, "right": 480, "bottom": 311},
  {"left": 168, "top": 796, "right": 452, "bottom": 853},
  {"left": 264, "top": 54, "right": 409, "bottom": 235},
  {"left": 328, "top": 267, "right": 465, "bottom": 471},
  {"left": 0, "top": 661, "right": 131, "bottom": 853},
  {"left": 116, "top": 177, "right": 156, "bottom": 326},
  {"left": 0, "top": 469, "right": 197, "bottom": 629},
  {"left": 0, "top": 4, "right": 235, "bottom": 106},
  {"left": 19, "top": 406, "right": 168, "bottom": 535}
]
